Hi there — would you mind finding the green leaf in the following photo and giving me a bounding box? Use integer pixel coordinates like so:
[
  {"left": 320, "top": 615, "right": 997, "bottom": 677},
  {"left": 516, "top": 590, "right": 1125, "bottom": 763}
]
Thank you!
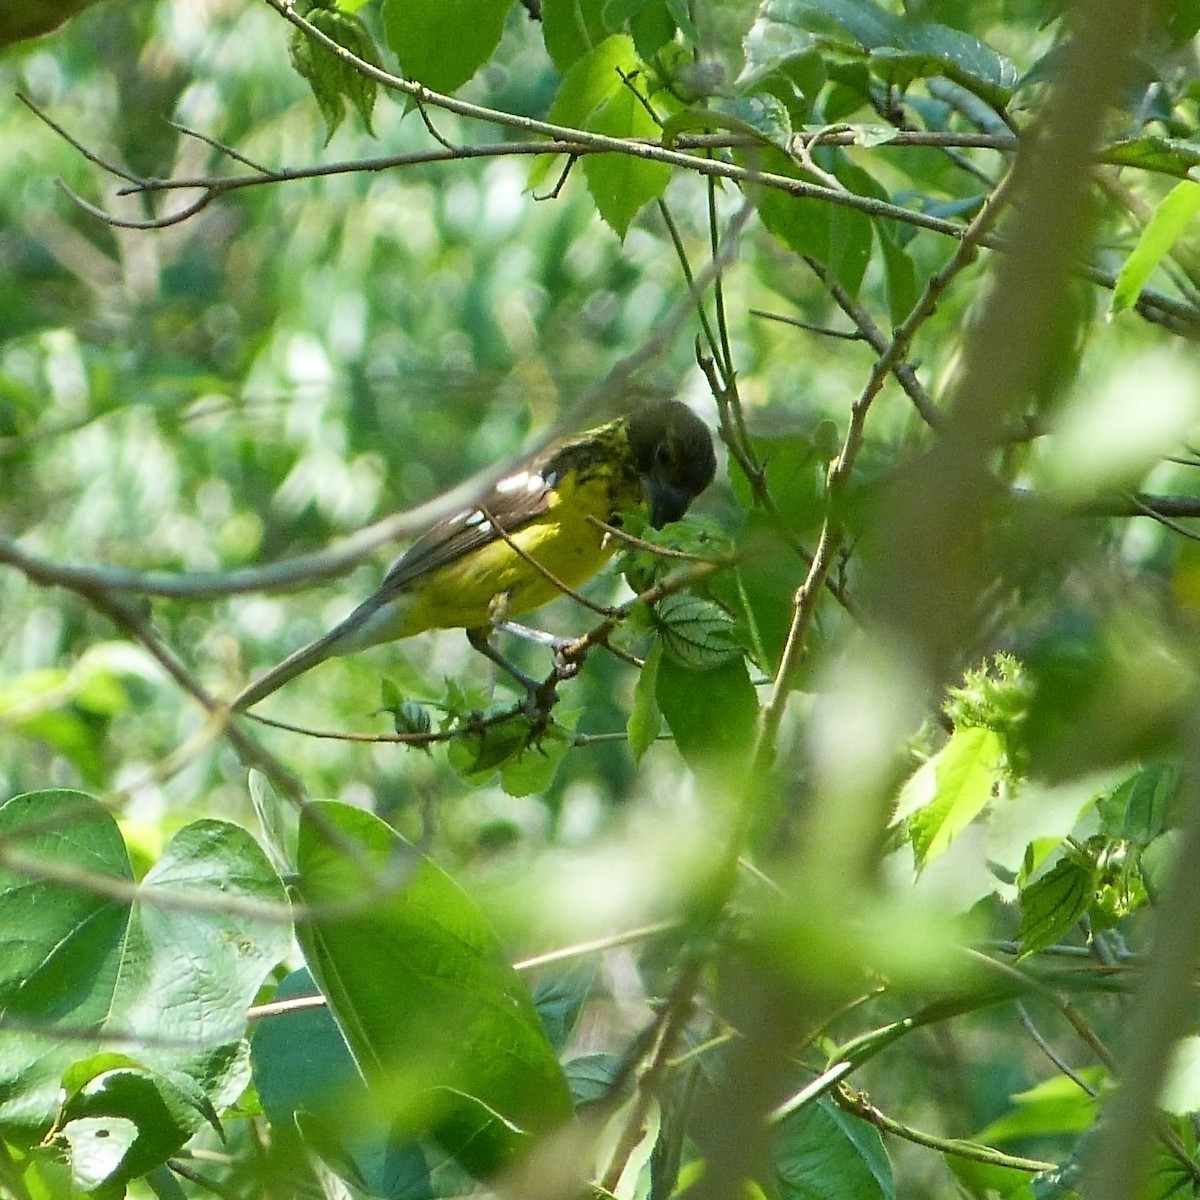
[
  {"left": 1111, "top": 181, "right": 1200, "bottom": 316},
  {"left": 289, "top": 6, "right": 381, "bottom": 144},
  {"left": 729, "top": 432, "right": 823, "bottom": 523},
  {"left": 655, "top": 592, "right": 745, "bottom": 670},
  {"left": 582, "top": 67, "right": 672, "bottom": 237},
  {"left": 531, "top": 963, "right": 595, "bottom": 1053},
  {"left": 627, "top": 640, "right": 664, "bottom": 762},
  {"left": 1017, "top": 856, "right": 1097, "bottom": 957},
  {"left": 57, "top": 1066, "right": 218, "bottom": 1190},
  {"left": 1097, "top": 763, "right": 1182, "bottom": 845},
  {"left": 532, "top": 33, "right": 646, "bottom": 194},
  {"left": 747, "top": 146, "right": 873, "bottom": 297},
  {"left": 902, "top": 727, "right": 1003, "bottom": 867},
  {"left": 773, "top": 1096, "right": 894, "bottom": 1200},
  {"left": 500, "top": 718, "right": 575, "bottom": 797},
  {"left": 662, "top": 95, "right": 792, "bottom": 151},
  {"left": 656, "top": 653, "right": 758, "bottom": 773},
  {"left": 945, "top": 1155, "right": 1035, "bottom": 1200},
  {"left": 381, "top": 0, "right": 512, "bottom": 94},
  {"left": 543, "top": 0, "right": 607, "bottom": 70},
  {"left": 0, "top": 790, "right": 288, "bottom": 1179},
  {"left": 294, "top": 802, "right": 573, "bottom": 1179},
  {"left": 251, "top": 968, "right": 467, "bottom": 1198},
  {"left": 741, "top": 0, "right": 1017, "bottom": 106},
  {"left": 879, "top": 224, "right": 919, "bottom": 326},
  {"left": 976, "top": 1070, "right": 1103, "bottom": 1143},
  {"left": 1102, "top": 136, "right": 1200, "bottom": 179}
]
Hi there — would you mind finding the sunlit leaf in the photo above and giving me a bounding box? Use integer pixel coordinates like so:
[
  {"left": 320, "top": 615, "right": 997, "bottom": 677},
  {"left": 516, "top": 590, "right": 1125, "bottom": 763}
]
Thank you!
[
  {"left": 1111, "top": 181, "right": 1200, "bottom": 316},
  {"left": 294, "top": 802, "right": 573, "bottom": 1179}
]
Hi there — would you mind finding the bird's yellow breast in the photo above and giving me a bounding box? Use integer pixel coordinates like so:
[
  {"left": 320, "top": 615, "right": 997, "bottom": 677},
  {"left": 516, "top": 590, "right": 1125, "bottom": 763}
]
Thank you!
[{"left": 393, "top": 468, "right": 638, "bottom": 636}]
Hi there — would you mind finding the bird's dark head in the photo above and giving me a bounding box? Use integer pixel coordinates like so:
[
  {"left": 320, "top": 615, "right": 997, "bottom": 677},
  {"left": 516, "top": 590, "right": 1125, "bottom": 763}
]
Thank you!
[{"left": 627, "top": 401, "right": 717, "bottom": 528}]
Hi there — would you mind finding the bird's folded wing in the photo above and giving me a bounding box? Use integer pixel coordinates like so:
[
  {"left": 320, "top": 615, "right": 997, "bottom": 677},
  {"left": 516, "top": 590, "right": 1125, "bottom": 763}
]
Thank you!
[{"left": 372, "top": 461, "right": 559, "bottom": 603}]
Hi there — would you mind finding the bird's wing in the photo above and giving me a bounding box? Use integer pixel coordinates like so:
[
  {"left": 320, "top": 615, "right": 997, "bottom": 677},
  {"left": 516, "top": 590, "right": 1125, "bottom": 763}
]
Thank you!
[{"left": 372, "top": 458, "right": 562, "bottom": 602}]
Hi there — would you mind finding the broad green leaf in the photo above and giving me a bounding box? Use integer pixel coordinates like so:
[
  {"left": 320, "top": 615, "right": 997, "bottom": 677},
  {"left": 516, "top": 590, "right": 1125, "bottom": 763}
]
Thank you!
[
  {"left": 1097, "top": 763, "right": 1182, "bottom": 845},
  {"left": 0, "top": 790, "right": 288, "bottom": 1180},
  {"left": 532, "top": 34, "right": 645, "bottom": 193},
  {"left": 1017, "top": 856, "right": 1097, "bottom": 957},
  {"left": 747, "top": 146, "right": 873, "bottom": 297},
  {"left": 500, "top": 718, "right": 575, "bottom": 797},
  {"left": 57, "top": 1118, "right": 138, "bottom": 1192},
  {"left": 656, "top": 653, "right": 758, "bottom": 773},
  {"left": 655, "top": 593, "right": 744, "bottom": 670},
  {"left": 773, "top": 1097, "right": 894, "bottom": 1200},
  {"left": 547, "top": 33, "right": 640, "bottom": 127},
  {"left": 582, "top": 70, "right": 672, "bottom": 237},
  {"left": 564, "top": 1052, "right": 624, "bottom": 1106},
  {"left": 251, "top": 968, "right": 469, "bottom": 1198},
  {"left": 903, "top": 727, "right": 1003, "bottom": 867},
  {"left": 448, "top": 713, "right": 576, "bottom": 797},
  {"left": 879, "top": 224, "right": 919, "bottom": 326},
  {"left": 728, "top": 432, "right": 823, "bottom": 526},
  {"left": 381, "top": 0, "right": 511, "bottom": 94},
  {"left": 543, "top": 0, "right": 607, "bottom": 70},
  {"left": 1111, "top": 181, "right": 1200, "bottom": 316},
  {"left": 629, "top": 0, "right": 675, "bottom": 59},
  {"left": 58, "top": 1066, "right": 219, "bottom": 1189},
  {"left": 294, "top": 802, "right": 573, "bottom": 1179},
  {"left": 976, "top": 1070, "right": 1104, "bottom": 1143},
  {"left": 627, "top": 639, "right": 664, "bottom": 762}
]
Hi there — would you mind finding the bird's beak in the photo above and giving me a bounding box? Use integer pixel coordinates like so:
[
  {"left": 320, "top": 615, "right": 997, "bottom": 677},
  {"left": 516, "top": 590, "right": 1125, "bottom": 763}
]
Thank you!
[{"left": 643, "top": 475, "right": 692, "bottom": 528}]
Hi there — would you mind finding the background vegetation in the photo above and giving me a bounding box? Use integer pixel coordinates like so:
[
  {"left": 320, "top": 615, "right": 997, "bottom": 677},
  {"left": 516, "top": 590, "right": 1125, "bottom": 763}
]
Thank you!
[{"left": 3, "top": 0, "right": 1200, "bottom": 1197}]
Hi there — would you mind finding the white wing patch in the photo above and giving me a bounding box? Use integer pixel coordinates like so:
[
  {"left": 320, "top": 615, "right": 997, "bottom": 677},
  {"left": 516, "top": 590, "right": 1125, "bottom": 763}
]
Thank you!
[{"left": 495, "top": 469, "right": 547, "bottom": 496}]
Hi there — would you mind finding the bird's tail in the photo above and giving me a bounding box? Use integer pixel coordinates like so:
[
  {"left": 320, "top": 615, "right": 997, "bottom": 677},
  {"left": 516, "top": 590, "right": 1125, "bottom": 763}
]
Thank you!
[{"left": 229, "top": 599, "right": 380, "bottom": 712}]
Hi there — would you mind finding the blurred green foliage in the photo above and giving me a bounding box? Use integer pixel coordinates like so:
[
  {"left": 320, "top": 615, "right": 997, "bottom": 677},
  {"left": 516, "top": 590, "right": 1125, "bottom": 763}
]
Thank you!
[{"left": 4, "top": 0, "right": 1200, "bottom": 1196}]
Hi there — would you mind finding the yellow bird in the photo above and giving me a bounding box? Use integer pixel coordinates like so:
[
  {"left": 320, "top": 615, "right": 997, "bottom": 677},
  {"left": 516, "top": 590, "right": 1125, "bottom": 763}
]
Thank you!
[{"left": 232, "top": 401, "right": 716, "bottom": 711}]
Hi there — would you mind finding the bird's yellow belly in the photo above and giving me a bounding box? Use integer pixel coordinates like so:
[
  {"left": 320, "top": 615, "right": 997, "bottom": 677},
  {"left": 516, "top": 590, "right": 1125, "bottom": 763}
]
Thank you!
[{"left": 398, "top": 475, "right": 629, "bottom": 635}]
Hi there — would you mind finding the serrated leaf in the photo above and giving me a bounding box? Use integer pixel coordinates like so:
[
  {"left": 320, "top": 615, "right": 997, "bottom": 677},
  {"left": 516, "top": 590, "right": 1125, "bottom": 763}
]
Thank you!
[
  {"left": 381, "top": 0, "right": 511, "bottom": 94},
  {"left": 500, "top": 720, "right": 574, "bottom": 797},
  {"left": 655, "top": 593, "right": 744, "bottom": 670},
  {"left": 627, "top": 641, "right": 664, "bottom": 762},
  {"left": 582, "top": 69, "right": 672, "bottom": 238},
  {"left": 1097, "top": 763, "right": 1182, "bottom": 844},
  {"left": 1111, "top": 180, "right": 1200, "bottom": 316},
  {"left": 904, "top": 727, "right": 1003, "bottom": 867},
  {"left": 289, "top": 7, "right": 380, "bottom": 144},
  {"left": 1017, "top": 857, "right": 1096, "bottom": 957},
  {"left": 294, "top": 803, "right": 573, "bottom": 1178}
]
